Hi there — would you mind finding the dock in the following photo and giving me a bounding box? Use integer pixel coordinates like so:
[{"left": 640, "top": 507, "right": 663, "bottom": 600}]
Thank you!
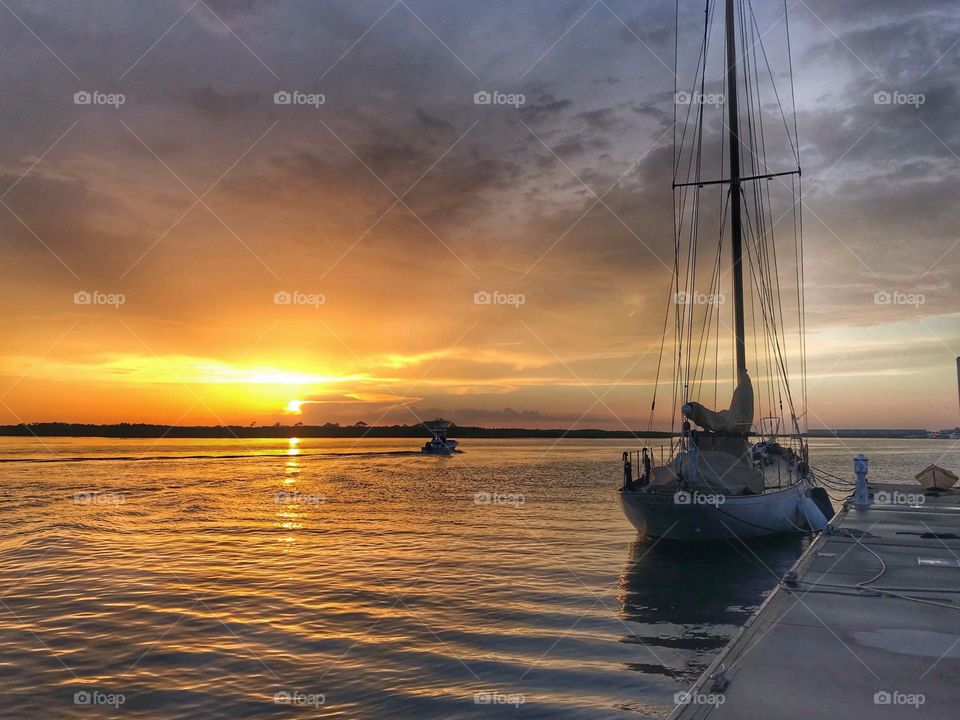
[{"left": 671, "top": 482, "right": 960, "bottom": 719}]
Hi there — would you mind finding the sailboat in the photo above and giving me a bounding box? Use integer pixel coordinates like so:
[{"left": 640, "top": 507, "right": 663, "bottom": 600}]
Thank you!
[{"left": 618, "top": 0, "right": 833, "bottom": 540}]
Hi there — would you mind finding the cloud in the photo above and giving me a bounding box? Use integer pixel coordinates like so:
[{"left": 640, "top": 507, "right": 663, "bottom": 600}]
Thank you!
[
  {"left": 519, "top": 93, "right": 573, "bottom": 123},
  {"left": 198, "top": 0, "right": 281, "bottom": 18},
  {"left": 1, "top": 1, "right": 959, "bottom": 429},
  {"left": 186, "top": 85, "right": 261, "bottom": 119}
]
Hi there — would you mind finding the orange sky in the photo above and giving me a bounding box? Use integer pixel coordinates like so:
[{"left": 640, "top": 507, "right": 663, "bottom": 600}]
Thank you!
[{"left": 1, "top": 1, "right": 959, "bottom": 431}]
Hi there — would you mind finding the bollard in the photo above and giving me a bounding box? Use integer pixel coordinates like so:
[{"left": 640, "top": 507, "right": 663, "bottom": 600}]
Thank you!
[{"left": 853, "top": 454, "right": 870, "bottom": 509}]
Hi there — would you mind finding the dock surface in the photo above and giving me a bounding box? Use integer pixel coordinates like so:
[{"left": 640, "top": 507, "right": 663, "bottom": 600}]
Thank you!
[{"left": 671, "top": 483, "right": 960, "bottom": 719}]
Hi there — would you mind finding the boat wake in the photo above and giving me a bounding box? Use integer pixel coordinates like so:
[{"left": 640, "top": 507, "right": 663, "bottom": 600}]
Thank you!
[{"left": 0, "top": 450, "right": 426, "bottom": 464}]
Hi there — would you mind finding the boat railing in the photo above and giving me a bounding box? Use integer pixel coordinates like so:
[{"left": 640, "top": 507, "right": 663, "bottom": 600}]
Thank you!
[{"left": 621, "top": 446, "right": 667, "bottom": 488}]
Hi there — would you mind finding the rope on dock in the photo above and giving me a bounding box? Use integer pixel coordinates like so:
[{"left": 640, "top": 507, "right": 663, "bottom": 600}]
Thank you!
[{"left": 787, "top": 526, "right": 960, "bottom": 612}]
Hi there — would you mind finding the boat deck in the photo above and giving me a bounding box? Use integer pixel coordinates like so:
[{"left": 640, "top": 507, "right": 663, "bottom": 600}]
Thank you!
[{"left": 670, "top": 483, "right": 960, "bottom": 719}]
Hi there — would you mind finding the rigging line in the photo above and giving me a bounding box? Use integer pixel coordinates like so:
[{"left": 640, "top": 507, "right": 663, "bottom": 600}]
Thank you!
[
  {"left": 672, "top": 1, "right": 715, "bottom": 265},
  {"left": 675, "top": 0, "right": 716, "bottom": 407},
  {"left": 672, "top": 0, "right": 706, "bottom": 182},
  {"left": 743, "top": 213, "right": 773, "bottom": 421},
  {"left": 748, "top": 0, "right": 807, "bottom": 438},
  {"left": 691, "top": 212, "right": 725, "bottom": 402},
  {"left": 747, "top": 0, "right": 799, "bottom": 165},
  {"left": 648, "top": 268, "right": 678, "bottom": 431},
  {"left": 681, "top": 104, "right": 703, "bottom": 395},
  {"left": 798, "top": 174, "right": 808, "bottom": 432},
  {"left": 790, "top": 174, "right": 804, "bottom": 432},
  {"left": 783, "top": 0, "right": 801, "bottom": 167},
  {"left": 782, "top": 2, "right": 806, "bottom": 435},
  {"left": 672, "top": 4, "right": 703, "bottom": 436},
  {"left": 673, "top": 0, "right": 679, "bottom": 176},
  {"left": 746, "top": 231, "right": 794, "bottom": 424},
  {"left": 715, "top": 42, "right": 726, "bottom": 410},
  {"left": 738, "top": 4, "right": 775, "bottom": 421},
  {"left": 755, "top": 228, "right": 799, "bottom": 425},
  {"left": 746, "top": 1, "right": 786, "bottom": 422},
  {"left": 747, "top": 250, "right": 762, "bottom": 416},
  {"left": 742, "top": 207, "right": 799, "bottom": 424},
  {"left": 714, "top": 249, "right": 721, "bottom": 408},
  {"left": 738, "top": 110, "right": 794, "bottom": 431},
  {"left": 673, "top": 0, "right": 714, "bottom": 181},
  {"left": 685, "top": 8, "right": 714, "bottom": 398},
  {"left": 691, "top": 191, "right": 729, "bottom": 399},
  {"left": 672, "top": 160, "right": 682, "bottom": 435},
  {"left": 697, "top": 219, "right": 723, "bottom": 406}
]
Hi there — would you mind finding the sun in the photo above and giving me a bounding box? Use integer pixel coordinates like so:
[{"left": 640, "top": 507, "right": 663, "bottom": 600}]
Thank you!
[{"left": 284, "top": 399, "right": 304, "bottom": 414}]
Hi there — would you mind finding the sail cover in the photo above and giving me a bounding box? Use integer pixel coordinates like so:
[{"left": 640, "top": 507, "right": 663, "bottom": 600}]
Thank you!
[
  {"left": 682, "top": 371, "right": 754, "bottom": 434},
  {"left": 647, "top": 432, "right": 764, "bottom": 495}
]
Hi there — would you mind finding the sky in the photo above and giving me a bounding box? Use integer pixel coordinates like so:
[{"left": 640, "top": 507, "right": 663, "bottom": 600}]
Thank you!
[{"left": 0, "top": 0, "right": 958, "bottom": 431}]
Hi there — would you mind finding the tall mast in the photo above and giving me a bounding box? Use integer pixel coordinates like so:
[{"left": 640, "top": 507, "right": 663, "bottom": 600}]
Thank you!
[{"left": 725, "top": 0, "right": 747, "bottom": 377}]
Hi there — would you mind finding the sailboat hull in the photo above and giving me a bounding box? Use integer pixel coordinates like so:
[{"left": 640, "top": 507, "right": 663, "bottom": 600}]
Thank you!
[{"left": 619, "top": 482, "right": 810, "bottom": 540}]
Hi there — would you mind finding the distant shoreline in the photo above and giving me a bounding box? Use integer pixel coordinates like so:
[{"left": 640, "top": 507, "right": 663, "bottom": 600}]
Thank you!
[{"left": 0, "top": 423, "right": 951, "bottom": 440}]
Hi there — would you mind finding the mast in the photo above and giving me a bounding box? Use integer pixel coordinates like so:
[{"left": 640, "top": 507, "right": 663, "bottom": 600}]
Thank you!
[{"left": 724, "top": 0, "right": 747, "bottom": 378}]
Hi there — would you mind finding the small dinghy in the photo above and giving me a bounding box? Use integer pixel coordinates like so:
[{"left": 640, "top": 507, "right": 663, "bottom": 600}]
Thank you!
[{"left": 914, "top": 464, "right": 959, "bottom": 491}]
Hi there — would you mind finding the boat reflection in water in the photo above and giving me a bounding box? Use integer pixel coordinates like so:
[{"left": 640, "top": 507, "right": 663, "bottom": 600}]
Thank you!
[{"left": 617, "top": 535, "right": 806, "bottom": 684}]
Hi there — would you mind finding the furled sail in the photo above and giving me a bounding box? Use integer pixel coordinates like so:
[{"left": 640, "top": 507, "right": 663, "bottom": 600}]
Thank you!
[{"left": 682, "top": 371, "right": 754, "bottom": 434}]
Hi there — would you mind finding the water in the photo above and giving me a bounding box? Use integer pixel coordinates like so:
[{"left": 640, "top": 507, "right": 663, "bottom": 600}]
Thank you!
[{"left": 0, "top": 436, "right": 956, "bottom": 719}]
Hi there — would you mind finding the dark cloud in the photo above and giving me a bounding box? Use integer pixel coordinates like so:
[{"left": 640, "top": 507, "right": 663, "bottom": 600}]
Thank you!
[
  {"left": 519, "top": 94, "right": 573, "bottom": 123},
  {"left": 414, "top": 109, "right": 454, "bottom": 134},
  {"left": 186, "top": 85, "right": 261, "bottom": 119},
  {"left": 577, "top": 107, "right": 619, "bottom": 131},
  {"left": 194, "top": 0, "right": 281, "bottom": 19}
]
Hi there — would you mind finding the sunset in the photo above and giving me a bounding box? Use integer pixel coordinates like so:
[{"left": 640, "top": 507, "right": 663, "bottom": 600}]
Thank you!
[
  {"left": 1, "top": 2, "right": 959, "bottom": 719},
  {"left": 1, "top": 0, "right": 958, "bottom": 431}
]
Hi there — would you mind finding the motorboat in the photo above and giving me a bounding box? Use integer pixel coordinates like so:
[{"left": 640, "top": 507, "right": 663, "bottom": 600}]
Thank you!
[{"left": 421, "top": 419, "right": 459, "bottom": 455}]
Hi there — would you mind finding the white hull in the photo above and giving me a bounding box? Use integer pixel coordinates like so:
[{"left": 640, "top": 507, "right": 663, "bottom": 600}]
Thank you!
[
  {"left": 619, "top": 481, "right": 811, "bottom": 540},
  {"left": 915, "top": 464, "right": 958, "bottom": 491},
  {"left": 422, "top": 439, "right": 458, "bottom": 455}
]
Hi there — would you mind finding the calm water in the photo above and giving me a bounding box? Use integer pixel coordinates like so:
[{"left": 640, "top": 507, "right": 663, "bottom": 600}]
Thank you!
[{"left": 0, "top": 436, "right": 957, "bottom": 719}]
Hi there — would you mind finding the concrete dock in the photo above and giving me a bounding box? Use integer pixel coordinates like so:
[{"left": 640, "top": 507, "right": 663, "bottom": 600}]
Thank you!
[{"left": 671, "top": 483, "right": 960, "bottom": 719}]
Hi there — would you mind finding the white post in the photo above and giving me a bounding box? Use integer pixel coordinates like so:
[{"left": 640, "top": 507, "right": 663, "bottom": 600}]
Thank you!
[{"left": 854, "top": 454, "right": 870, "bottom": 508}]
